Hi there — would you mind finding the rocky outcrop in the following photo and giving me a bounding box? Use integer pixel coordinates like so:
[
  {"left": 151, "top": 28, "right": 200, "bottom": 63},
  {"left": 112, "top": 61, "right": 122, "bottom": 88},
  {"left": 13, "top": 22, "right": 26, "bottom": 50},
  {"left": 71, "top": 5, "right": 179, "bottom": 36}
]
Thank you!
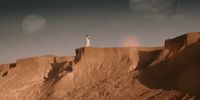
[
  {"left": 0, "top": 55, "right": 74, "bottom": 100},
  {"left": 139, "top": 32, "right": 200, "bottom": 99},
  {"left": 0, "top": 32, "right": 200, "bottom": 100}
]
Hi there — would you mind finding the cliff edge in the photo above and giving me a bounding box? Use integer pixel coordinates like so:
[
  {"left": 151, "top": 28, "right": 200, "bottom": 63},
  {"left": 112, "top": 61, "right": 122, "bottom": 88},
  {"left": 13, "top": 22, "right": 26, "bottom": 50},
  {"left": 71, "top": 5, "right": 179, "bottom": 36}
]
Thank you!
[{"left": 0, "top": 32, "right": 200, "bottom": 100}]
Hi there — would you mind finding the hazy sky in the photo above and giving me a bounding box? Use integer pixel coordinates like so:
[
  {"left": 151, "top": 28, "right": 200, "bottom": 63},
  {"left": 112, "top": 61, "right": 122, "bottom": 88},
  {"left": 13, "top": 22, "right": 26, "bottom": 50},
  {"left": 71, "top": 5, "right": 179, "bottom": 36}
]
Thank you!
[{"left": 0, "top": 0, "right": 200, "bottom": 64}]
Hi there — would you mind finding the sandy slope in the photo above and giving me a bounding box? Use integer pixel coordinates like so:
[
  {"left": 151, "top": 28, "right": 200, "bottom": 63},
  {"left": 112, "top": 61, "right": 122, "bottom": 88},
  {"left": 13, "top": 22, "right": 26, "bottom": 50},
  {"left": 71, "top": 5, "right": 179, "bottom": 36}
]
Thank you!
[{"left": 0, "top": 32, "right": 200, "bottom": 100}]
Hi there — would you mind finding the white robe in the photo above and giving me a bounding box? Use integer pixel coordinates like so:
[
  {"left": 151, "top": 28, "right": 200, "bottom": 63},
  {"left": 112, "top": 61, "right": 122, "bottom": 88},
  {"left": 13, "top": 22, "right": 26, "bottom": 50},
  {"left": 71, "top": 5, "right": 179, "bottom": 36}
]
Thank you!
[{"left": 86, "top": 36, "right": 91, "bottom": 47}]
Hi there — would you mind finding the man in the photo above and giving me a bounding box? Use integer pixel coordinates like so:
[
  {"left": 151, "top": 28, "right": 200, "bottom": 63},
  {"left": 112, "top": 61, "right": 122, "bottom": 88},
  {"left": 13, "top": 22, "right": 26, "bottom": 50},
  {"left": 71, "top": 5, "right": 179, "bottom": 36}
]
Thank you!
[{"left": 85, "top": 34, "right": 91, "bottom": 47}]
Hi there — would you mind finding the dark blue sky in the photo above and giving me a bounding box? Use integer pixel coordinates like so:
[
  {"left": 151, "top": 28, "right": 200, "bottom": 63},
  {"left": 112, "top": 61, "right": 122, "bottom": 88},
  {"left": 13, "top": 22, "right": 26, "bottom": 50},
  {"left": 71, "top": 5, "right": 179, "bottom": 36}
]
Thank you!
[{"left": 0, "top": 0, "right": 200, "bottom": 64}]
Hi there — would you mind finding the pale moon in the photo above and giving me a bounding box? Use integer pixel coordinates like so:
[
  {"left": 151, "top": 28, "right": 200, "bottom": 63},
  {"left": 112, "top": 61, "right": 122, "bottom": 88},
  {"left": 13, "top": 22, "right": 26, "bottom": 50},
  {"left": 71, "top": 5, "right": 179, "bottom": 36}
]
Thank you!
[
  {"left": 22, "top": 14, "right": 47, "bottom": 33},
  {"left": 129, "top": 0, "right": 177, "bottom": 17}
]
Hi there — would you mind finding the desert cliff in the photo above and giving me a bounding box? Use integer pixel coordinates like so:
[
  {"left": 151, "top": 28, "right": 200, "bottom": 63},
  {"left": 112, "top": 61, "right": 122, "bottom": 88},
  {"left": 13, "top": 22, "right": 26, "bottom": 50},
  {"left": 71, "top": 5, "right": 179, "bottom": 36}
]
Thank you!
[{"left": 0, "top": 32, "right": 200, "bottom": 100}]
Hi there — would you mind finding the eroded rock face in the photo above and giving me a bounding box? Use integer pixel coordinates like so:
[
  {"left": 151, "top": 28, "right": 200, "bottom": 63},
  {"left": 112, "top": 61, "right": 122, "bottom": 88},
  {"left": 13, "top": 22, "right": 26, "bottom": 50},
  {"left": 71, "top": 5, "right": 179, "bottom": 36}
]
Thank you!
[
  {"left": 139, "top": 32, "right": 200, "bottom": 99},
  {"left": 0, "top": 56, "right": 53, "bottom": 100},
  {"left": 0, "top": 55, "right": 74, "bottom": 100},
  {"left": 0, "top": 32, "right": 200, "bottom": 100}
]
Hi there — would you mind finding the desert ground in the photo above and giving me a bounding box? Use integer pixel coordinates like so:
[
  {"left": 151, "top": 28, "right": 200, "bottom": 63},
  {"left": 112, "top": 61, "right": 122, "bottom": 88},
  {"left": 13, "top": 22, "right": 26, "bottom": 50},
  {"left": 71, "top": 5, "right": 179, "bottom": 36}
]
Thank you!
[{"left": 0, "top": 32, "right": 200, "bottom": 100}]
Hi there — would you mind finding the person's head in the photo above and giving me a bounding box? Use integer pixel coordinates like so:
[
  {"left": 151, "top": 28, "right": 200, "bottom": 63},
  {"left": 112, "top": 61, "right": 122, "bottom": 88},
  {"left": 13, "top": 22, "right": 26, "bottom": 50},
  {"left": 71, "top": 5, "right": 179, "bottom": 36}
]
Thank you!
[{"left": 85, "top": 34, "right": 89, "bottom": 37}]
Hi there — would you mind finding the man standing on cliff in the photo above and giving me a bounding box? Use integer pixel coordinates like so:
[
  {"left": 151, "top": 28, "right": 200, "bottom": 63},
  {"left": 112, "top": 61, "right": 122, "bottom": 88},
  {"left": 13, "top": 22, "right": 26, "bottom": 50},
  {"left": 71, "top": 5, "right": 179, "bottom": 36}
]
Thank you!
[{"left": 85, "top": 34, "right": 91, "bottom": 47}]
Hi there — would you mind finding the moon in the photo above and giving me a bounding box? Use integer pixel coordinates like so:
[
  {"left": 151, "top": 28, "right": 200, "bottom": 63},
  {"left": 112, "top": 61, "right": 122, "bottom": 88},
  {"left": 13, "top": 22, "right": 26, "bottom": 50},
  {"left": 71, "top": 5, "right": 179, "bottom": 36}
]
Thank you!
[
  {"left": 129, "top": 0, "right": 177, "bottom": 17},
  {"left": 22, "top": 14, "right": 47, "bottom": 33}
]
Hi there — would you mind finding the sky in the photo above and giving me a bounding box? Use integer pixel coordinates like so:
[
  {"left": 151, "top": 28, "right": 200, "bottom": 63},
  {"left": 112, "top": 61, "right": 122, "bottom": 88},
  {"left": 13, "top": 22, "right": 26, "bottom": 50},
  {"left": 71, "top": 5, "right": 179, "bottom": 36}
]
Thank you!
[{"left": 0, "top": 0, "right": 200, "bottom": 64}]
